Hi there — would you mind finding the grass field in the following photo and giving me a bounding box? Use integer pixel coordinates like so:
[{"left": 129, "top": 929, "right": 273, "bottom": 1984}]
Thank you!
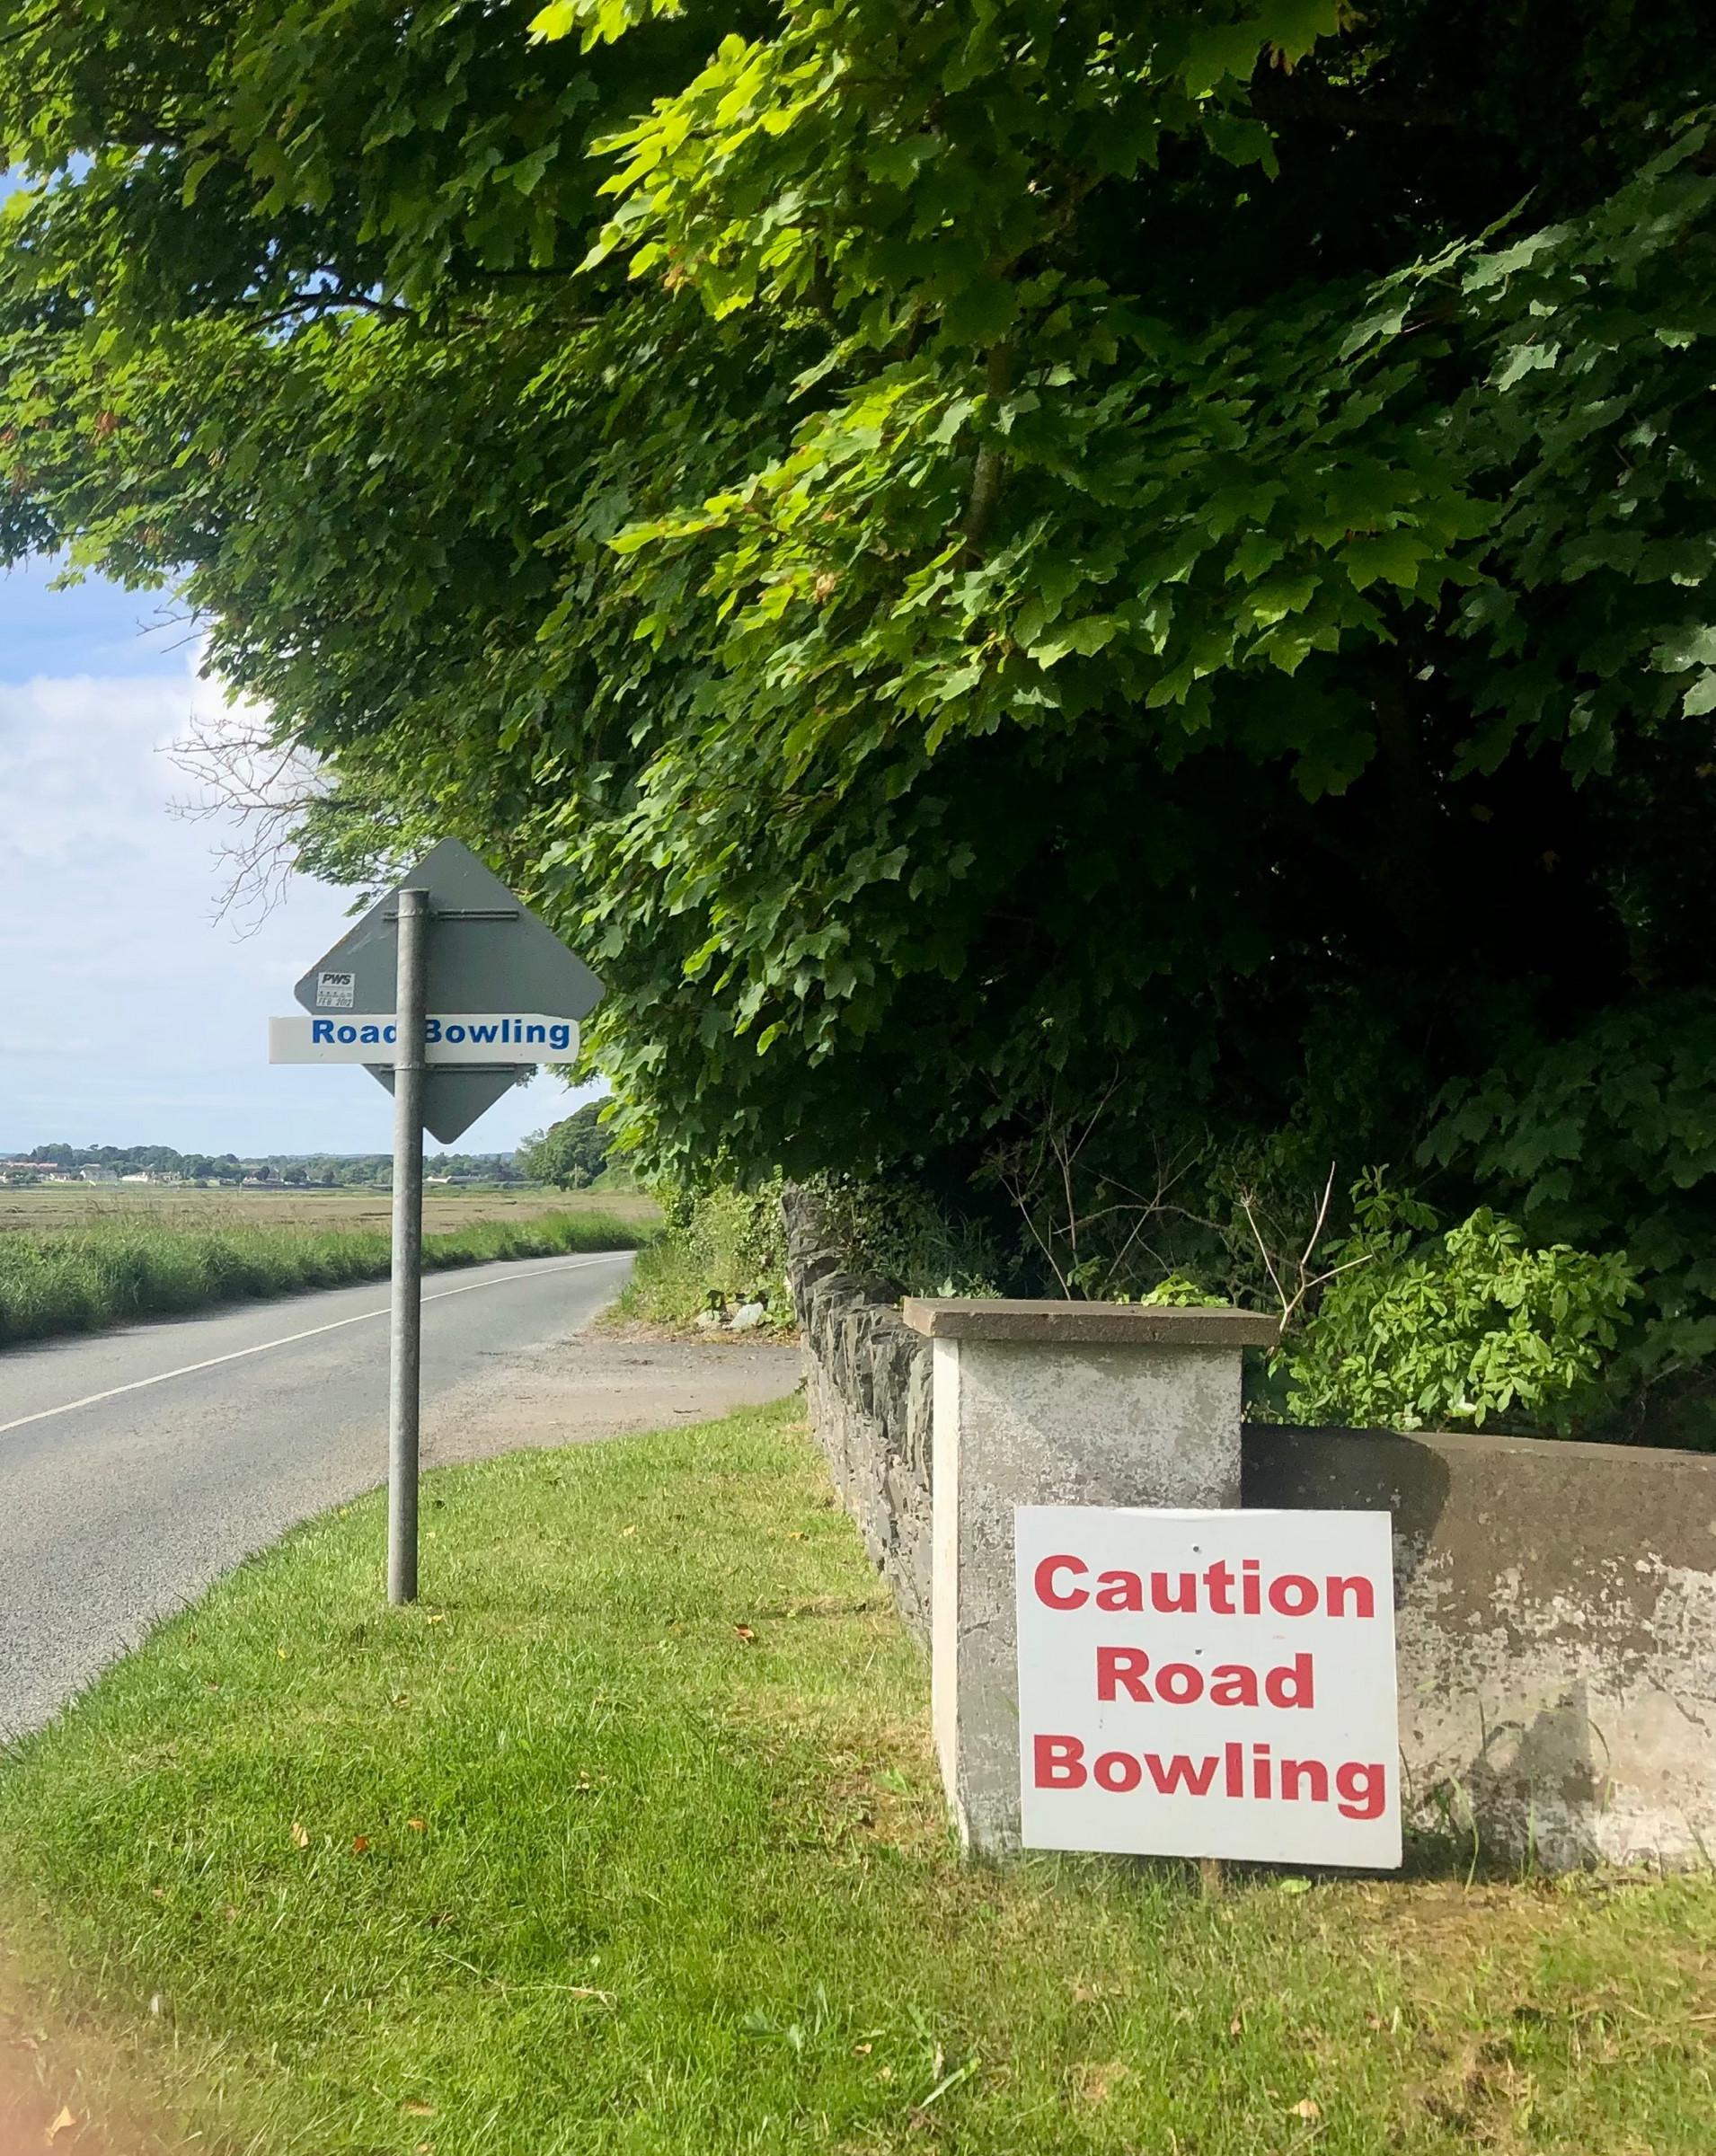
[
  {"left": 0, "top": 1184, "right": 659, "bottom": 1237},
  {"left": 0, "top": 1401, "right": 1709, "bottom": 2156},
  {"left": 0, "top": 1197, "right": 655, "bottom": 1347}
]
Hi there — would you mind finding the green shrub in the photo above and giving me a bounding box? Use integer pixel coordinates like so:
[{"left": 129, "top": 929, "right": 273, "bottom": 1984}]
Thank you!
[
  {"left": 616, "top": 1180, "right": 791, "bottom": 1328},
  {"left": 617, "top": 1172, "right": 1009, "bottom": 1331},
  {"left": 804, "top": 1174, "right": 1007, "bottom": 1298},
  {"left": 1284, "top": 1182, "right": 1639, "bottom": 1433}
]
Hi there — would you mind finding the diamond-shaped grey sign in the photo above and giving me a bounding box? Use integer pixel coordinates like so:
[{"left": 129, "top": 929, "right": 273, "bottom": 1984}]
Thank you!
[
  {"left": 295, "top": 839, "right": 605, "bottom": 1142},
  {"left": 296, "top": 838, "right": 604, "bottom": 1020},
  {"left": 366, "top": 1065, "right": 531, "bottom": 1146}
]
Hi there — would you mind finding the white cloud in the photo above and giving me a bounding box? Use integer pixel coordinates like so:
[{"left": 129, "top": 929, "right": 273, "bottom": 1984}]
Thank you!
[{"left": 0, "top": 662, "right": 585, "bottom": 1154}]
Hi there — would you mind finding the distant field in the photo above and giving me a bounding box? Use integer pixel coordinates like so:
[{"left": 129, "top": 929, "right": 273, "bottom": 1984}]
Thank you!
[
  {"left": 0, "top": 1183, "right": 659, "bottom": 1237},
  {"left": 0, "top": 1189, "right": 659, "bottom": 1348}
]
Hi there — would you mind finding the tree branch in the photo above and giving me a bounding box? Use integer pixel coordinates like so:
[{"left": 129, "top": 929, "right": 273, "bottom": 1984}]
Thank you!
[
  {"left": 1238, "top": 1162, "right": 1371, "bottom": 1333},
  {"left": 960, "top": 342, "right": 1013, "bottom": 550},
  {"left": 250, "top": 289, "right": 417, "bottom": 327}
]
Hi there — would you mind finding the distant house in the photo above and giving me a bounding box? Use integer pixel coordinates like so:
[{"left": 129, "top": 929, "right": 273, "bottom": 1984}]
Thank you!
[{"left": 79, "top": 1166, "right": 119, "bottom": 1184}]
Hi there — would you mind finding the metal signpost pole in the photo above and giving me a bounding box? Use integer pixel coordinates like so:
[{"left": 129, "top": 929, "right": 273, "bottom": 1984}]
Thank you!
[
  {"left": 275, "top": 839, "right": 606, "bottom": 1605},
  {"left": 387, "top": 888, "right": 429, "bottom": 1605}
]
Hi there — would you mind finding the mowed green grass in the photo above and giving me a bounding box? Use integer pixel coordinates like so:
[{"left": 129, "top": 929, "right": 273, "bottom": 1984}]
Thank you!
[
  {"left": 0, "top": 1207, "right": 650, "bottom": 1345},
  {"left": 0, "top": 1403, "right": 1711, "bottom": 2156}
]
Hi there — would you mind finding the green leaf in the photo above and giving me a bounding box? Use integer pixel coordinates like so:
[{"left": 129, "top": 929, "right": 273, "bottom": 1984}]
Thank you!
[{"left": 1684, "top": 671, "right": 1716, "bottom": 716}]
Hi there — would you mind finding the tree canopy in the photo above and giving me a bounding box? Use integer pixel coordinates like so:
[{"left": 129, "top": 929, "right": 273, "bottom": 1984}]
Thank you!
[
  {"left": 5, "top": 1, "right": 1716, "bottom": 1428},
  {"left": 518, "top": 1099, "right": 614, "bottom": 1188}
]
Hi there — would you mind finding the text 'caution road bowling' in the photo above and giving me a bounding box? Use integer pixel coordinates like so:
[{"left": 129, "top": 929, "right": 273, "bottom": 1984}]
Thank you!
[{"left": 1016, "top": 1507, "right": 1400, "bottom": 1869}]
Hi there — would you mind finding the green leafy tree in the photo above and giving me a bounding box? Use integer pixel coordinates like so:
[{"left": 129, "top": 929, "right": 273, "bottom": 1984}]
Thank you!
[
  {"left": 517, "top": 1100, "right": 613, "bottom": 1188},
  {"left": 5, "top": 2, "right": 1716, "bottom": 1424}
]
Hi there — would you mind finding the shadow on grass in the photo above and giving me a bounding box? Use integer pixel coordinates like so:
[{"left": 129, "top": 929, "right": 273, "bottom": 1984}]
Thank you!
[{"left": 991, "top": 1818, "right": 1688, "bottom": 1908}]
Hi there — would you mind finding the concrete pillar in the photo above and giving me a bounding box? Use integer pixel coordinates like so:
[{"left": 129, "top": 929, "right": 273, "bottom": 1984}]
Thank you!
[{"left": 902, "top": 1297, "right": 1279, "bottom": 1856}]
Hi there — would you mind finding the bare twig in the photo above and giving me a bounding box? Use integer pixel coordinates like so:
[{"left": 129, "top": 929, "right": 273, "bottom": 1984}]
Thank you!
[
  {"left": 1239, "top": 1184, "right": 1290, "bottom": 1314},
  {"left": 984, "top": 1081, "right": 1215, "bottom": 1300},
  {"left": 1236, "top": 1162, "right": 1372, "bottom": 1331},
  {"left": 991, "top": 1144, "right": 1073, "bottom": 1295},
  {"left": 164, "top": 695, "right": 329, "bottom": 932}
]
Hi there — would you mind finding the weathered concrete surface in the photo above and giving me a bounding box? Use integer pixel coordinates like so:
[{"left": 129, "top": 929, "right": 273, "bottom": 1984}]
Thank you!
[
  {"left": 1246, "top": 1427, "right": 1716, "bottom": 1869},
  {"left": 930, "top": 1330, "right": 1247, "bottom": 1854},
  {"left": 902, "top": 1298, "right": 1278, "bottom": 1348}
]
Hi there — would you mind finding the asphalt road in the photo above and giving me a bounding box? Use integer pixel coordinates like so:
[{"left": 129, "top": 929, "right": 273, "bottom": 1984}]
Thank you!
[{"left": 0, "top": 1250, "right": 633, "bottom": 1740}]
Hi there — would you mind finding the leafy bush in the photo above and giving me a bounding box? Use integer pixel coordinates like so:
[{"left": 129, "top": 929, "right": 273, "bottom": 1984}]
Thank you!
[
  {"left": 516, "top": 1100, "right": 613, "bottom": 1189},
  {"left": 1423, "top": 994, "right": 1716, "bottom": 1426},
  {"left": 803, "top": 1175, "right": 1008, "bottom": 1298},
  {"left": 1284, "top": 1184, "right": 1639, "bottom": 1433},
  {"left": 616, "top": 1181, "right": 792, "bottom": 1330}
]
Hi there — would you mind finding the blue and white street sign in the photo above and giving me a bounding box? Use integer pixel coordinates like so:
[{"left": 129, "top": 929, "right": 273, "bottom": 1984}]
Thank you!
[{"left": 269, "top": 1013, "right": 580, "bottom": 1065}]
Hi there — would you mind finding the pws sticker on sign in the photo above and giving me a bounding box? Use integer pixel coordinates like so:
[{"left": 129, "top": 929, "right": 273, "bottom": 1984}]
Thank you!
[{"left": 1015, "top": 1507, "right": 1400, "bottom": 1869}]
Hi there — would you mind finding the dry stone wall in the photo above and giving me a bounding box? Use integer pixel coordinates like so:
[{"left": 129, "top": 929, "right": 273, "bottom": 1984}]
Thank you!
[{"left": 783, "top": 1188, "right": 933, "bottom": 1647}]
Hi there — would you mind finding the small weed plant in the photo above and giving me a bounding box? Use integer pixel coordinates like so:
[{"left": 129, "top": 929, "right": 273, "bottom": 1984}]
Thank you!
[{"left": 616, "top": 1179, "right": 791, "bottom": 1328}]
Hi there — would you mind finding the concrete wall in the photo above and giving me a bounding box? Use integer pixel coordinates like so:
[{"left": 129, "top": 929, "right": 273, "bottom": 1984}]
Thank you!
[
  {"left": 910, "top": 1306, "right": 1266, "bottom": 1856},
  {"left": 1248, "top": 1426, "right": 1716, "bottom": 1871},
  {"left": 786, "top": 1206, "right": 1716, "bottom": 1869}
]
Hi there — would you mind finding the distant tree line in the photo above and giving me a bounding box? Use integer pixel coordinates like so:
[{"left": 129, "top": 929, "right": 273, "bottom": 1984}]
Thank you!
[
  {"left": 515, "top": 1102, "right": 613, "bottom": 1190},
  {"left": 6, "top": 1144, "right": 531, "bottom": 1187}
]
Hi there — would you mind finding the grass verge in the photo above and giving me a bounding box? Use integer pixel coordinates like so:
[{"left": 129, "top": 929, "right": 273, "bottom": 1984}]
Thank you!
[
  {"left": 0, "top": 1209, "right": 651, "bottom": 1347},
  {"left": 0, "top": 1401, "right": 1711, "bottom": 2155},
  {"left": 611, "top": 1184, "right": 792, "bottom": 1332}
]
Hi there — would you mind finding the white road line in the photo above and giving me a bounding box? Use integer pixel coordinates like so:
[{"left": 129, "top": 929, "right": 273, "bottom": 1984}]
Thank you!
[{"left": 0, "top": 1253, "right": 625, "bottom": 1441}]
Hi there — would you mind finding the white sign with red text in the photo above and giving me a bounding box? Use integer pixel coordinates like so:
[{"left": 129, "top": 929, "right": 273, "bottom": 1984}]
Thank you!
[{"left": 1016, "top": 1507, "right": 1400, "bottom": 1869}]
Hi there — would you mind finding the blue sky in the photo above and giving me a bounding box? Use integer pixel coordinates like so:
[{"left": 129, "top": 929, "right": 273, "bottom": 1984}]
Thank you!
[
  {"left": 0, "top": 163, "right": 594, "bottom": 1157},
  {"left": 0, "top": 559, "right": 592, "bottom": 1156}
]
